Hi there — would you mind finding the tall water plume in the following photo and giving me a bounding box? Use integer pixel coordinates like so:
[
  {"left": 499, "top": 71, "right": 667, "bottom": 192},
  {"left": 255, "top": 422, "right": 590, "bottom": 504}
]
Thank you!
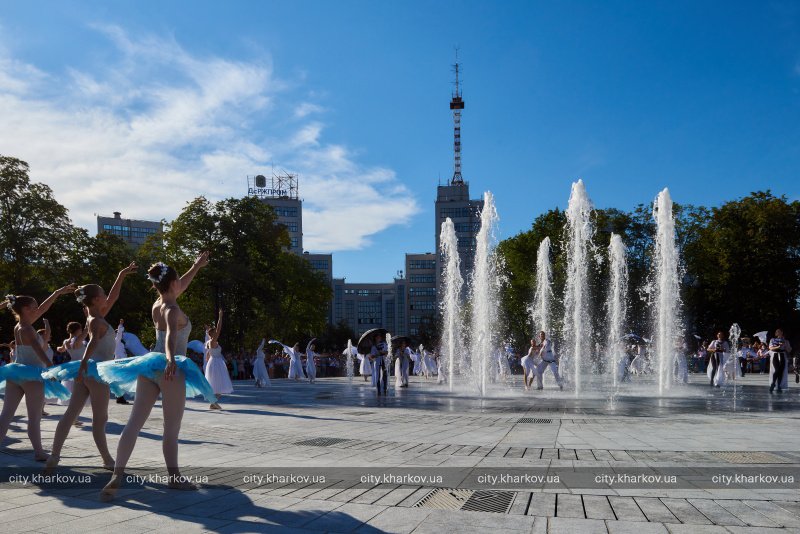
[
  {"left": 530, "top": 237, "right": 553, "bottom": 336},
  {"left": 345, "top": 339, "right": 354, "bottom": 383},
  {"left": 469, "top": 191, "right": 500, "bottom": 397},
  {"left": 652, "top": 188, "right": 681, "bottom": 394},
  {"left": 606, "top": 233, "right": 628, "bottom": 388},
  {"left": 562, "top": 179, "right": 594, "bottom": 395},
  {"left": 439, "top": 217, "right": 464, "bottom": 391}
]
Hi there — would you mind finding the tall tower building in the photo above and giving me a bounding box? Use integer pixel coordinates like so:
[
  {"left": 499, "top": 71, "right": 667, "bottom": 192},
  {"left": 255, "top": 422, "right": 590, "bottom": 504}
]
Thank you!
[{"left": 435, "top": 58, "right": 483, "bottom": 299}]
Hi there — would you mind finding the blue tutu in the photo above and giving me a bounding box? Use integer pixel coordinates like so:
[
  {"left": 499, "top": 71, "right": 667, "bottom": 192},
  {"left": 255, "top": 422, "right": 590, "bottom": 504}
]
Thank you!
[
  {"left": 0, "top": 363, "right": 71, "bottom": 401},
  {"left": 42, "top": 361, "right": 132, "bottom": 398},
  {"left": 97, "top": 352, "right": 216, "bottom": 403}
]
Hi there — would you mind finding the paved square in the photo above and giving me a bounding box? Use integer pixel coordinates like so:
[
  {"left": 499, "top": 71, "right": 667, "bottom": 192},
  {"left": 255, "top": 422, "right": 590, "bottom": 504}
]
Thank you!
[{"left": 1, "top": 374, "right": 798, "bottom": 533}]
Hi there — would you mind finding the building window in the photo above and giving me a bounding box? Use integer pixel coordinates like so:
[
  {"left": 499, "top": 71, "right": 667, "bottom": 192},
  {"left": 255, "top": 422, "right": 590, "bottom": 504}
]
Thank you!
[
  {"left": 439, "top": 207, "right": 478, "bottom": 219},
  {"left": 358, "top": 301, "right": 382, "bottom": 324},
  {"left": 454, "top": 222, "right": 480, "bottom": 233},
  {"left": 410, "top": 274, "right": 435, "bottom": 284},
  {"left": 309, "top": 260, "right": 329, "bottom": 270},
  {"left": 284, "top": 222, "right": 299, "bottom": 232},
  {"left": 410, "top": 301, "right": 436, "bottom": 311},
  {"left": 290, "top": 237, "right": 299, "bottom": 248}
]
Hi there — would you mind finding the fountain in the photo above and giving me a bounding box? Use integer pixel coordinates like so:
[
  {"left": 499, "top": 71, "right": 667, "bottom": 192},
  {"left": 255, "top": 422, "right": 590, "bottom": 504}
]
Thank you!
[
  {"left": 652, "top": 188, "right": 681, "bottom": 395},
  {"left": 469, "top": 191, "right": 500, "bottom": 397},
  {"left": 530, "top": 237, "right": 553, "bottom": 335},
  {"left": 606, "top": 233, "right": 628, "bottom": 389},
  {"left": 562, "top": 179, "right": 594, "bottom": 396},
  {"left": 345, "top": 339, "right": 354, "bottom": 383},
  {"left": 729, "top": 323, "right": 741, "bottom": 408},
  {"left": 439, "top": 217, "right": 464, "bottom": 392}
]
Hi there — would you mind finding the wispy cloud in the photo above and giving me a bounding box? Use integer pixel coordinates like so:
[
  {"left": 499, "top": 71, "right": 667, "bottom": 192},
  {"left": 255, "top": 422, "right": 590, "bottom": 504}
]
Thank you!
[{"left": 0, "top": 25, "right": 418, "bottom": 252}]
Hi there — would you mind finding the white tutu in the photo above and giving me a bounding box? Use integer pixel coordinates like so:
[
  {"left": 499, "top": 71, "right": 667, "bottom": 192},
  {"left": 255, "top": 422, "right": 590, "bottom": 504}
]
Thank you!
[{"left": 205, "top": 343, "right": 233, "bottom": 395}]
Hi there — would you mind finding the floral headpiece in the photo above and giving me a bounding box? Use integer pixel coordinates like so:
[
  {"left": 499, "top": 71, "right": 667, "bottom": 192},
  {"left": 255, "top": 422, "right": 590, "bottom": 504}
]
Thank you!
[
  {"left": 76, "top": 287, "right": 87, "bottom": 304},
  {"left": 4, "top": 295, "right": 15, "bottom": 310},
  {"left": 147, "top": 262, "right": 169, "bottom": 284}
]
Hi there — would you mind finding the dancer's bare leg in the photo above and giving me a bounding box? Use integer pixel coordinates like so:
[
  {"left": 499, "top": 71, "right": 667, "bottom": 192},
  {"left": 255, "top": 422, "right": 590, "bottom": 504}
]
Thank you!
[
  {"left": 86, "top": 379, "right": 114, "bottom": 468},
  {"left": 45, "top": 381, "right": 90, "bottom": 472},
  {"left": 22, "top": 382, "right": 47, "bottom": 460},
  {"left": 101, "top": 377, "right": 158, "bottom": 500},
  {"left": 160, "top": 370, "right": 195, "bottom": 490},
  {"left": 0, "top": 383, "right": 25, "bottom": 447}
]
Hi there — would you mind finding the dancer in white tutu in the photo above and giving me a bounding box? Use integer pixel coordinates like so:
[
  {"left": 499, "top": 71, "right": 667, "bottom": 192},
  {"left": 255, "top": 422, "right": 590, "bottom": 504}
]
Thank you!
[
  {"left": 393, "top": 339, "right": 411, "bottom": 388},
  {"left": 45, "top": 263, "right": 139, "bottom": 473},
  {"left": 204, "top": 309, "right": 230, "bottom": 409},
  {"left": 270, "top": 340, "right": 305, "bottom": 380},
  {"left": 59, "top": 320, "right": 88, "bottom": 412},
  {"left": 0, "top": 286, "right": 74, "bottom": 461},
  {"left": 38, "top": 319, "right": 56, "bottom": 412},
  {"left": 252, "top": 338, "right": 270, "bottom": 387},
  {"left": 357, "top": 351, "right": 371, "bottom": 381},
  {"left": 305, "top": 340, "right": 318, "bottom": 383},
  {"left": 100, "top": 253, "right": 217, "bottom": 500},
  {"left": 521, "top": 339, "right": 537, "bottom": 391},
  {"left": 411, "top": 345, "right": 423, "bottom": 376}
]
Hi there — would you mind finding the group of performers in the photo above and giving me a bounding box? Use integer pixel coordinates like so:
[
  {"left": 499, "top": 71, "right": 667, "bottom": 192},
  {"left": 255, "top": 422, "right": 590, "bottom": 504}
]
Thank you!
[{"left": 0, "top": 254, "right": 219, "bottom": 499}]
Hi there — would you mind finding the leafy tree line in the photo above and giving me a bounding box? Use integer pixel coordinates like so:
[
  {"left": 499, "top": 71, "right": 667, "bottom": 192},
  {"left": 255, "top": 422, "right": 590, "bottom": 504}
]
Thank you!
[
  {"left": 496, "top": 192, "right": 800, "bottom": 349},
  {"left": 0, "top": 155, "right": 334, "bottom": 352}
]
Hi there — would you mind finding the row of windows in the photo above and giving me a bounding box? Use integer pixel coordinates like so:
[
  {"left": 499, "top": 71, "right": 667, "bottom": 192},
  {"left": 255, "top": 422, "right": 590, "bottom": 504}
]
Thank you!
[
  {"left": 439, "top": 207, "right": 478, "bottom": 219},
  {"left": 458, "top": 238, "right": 476, "bottom": 248},
  {"left": 409, "top": 287, "right": 436, "bottom": 296},
  {"left": 410, "top": 301, "right": 436, "bottom": 311},
  {"left": 283, "top": 222, "right": 299, "bottom": 232},
  {"left": 454, "top": 222, "right": 480, "bottom": 233},
  {"left": 410, "top": 274, "right": 435, "bottom": 284},
  {"left": 273, "top": 207, "right": 298, "bottom": 217},
  {"left": 309, "top": 260, "right": 329, "bottom": 271},
  {"left": 290, "top": 237, "right": 299, "bottom": 248},
  {"left": 103, "top": 224, "right": 159, "bottom": 236},
  {"left": 408, "top": 260, "right": 436, "bottom": 270},
  {"left": 409, "top": 314, "right": 435, "bottom": 324}
]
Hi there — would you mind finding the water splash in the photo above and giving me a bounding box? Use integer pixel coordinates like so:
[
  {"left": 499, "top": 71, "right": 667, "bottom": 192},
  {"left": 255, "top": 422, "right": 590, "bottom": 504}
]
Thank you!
[
  {"left": 439, "top": 217, "right": 464, "bottom": 392},
  {"left": 606, "top": 233, "right": 628, "bottom": 389},
  {"left": 469, "top": 191, "right": 500, "bottom": 397},
  {"left": 562, "top": 179, "right": 594, "bottom": 396},
  {"left": 530, "top": 237, "right": 553, "bottom": 335},
  {"left": 385, "top": 333, "right": 393, "bottom": 389},
  {"left": 652, "top": 188, "right": 681, "bottom": 395},
  {"left": 729, "top": 323, "right": 741, "bottom": 410}
]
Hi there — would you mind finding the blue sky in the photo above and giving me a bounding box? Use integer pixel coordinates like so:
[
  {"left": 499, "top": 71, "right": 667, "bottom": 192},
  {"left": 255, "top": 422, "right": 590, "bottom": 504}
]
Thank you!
[{"left": 1, "top": 1, "right": 799, "bottom": 282}]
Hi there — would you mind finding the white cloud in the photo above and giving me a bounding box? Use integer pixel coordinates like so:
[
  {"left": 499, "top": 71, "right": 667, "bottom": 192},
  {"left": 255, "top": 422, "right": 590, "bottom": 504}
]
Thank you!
[{"left": 0, "top": 25, "right": 417, "bottom": 252}]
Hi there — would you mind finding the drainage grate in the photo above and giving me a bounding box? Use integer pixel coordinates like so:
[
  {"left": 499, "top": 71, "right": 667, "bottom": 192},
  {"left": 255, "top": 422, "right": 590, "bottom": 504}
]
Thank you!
[
  {"left": 414, "top": 488, "right": 474, "bottom": 510},
  {"left": 517, "top": 418, "right": 553, "bottom": 424},
  {"left": 461, "top": 490, "right": 515, "bottom": 513},
  {"left": 295, "top": 437, "right": 351, "bottom": 447},
  {"left": 710, "top": 451, "right": 791, "bottom": 464}
]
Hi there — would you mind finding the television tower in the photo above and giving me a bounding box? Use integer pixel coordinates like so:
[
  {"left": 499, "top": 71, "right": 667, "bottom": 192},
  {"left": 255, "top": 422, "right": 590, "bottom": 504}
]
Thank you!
[{"left": 450, "top": 52, "right": 465, "bottom": 185}]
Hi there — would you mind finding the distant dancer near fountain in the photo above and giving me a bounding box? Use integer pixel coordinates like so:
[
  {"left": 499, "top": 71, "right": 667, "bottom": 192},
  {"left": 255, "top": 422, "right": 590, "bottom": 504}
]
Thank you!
[
  {"left": 768, "top": 329, "right": 791, "bottom": 393},
  {"left": 369, "top": 333, "right": 389, "bottom": 396},
  {"left": 521, "top": 339, "right": 538, "bottom": 391},
  {"left": 707, "top": 331, "right": 729, "bottom": 388},
  {"left": 534, "top": 331, "right": 563, "bottom": 391}
]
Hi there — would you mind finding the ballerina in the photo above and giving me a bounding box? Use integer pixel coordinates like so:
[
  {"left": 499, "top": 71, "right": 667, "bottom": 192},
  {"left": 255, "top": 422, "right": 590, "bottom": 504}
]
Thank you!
[
  {"left": 114, "top": 319, "right": 130, "bottom": 404},
  {"left": 44, "top": 263, "right": 138, "bottom": 472},
  {"left": 305, "top": 340, "right": 318, "bottom": 384},
  {"left": 0, "top": 286, "right": 74, "bottom": 461},
  {"left": 98, "top": 254, "right": 217, "bottom": 500},
  {"left": 38, "top": 319, "right": 56, "bottom": 413},
  {"left": 204, "top": 309, "right": 231, "bottom": 409},
  {"left": 521, "top": 339, "right": 537, "bottom": 391},
  {"left": 533, "top": 331, "right": 563, "bottom": 390},
  {"left": 252, "top": 338, "right": 270, "bottom": 387},
  {"left": 707, "top": 331, "right": 729, "bottom": 388},
  {"left": 393, "top": 340, "right": 411, "bottom": 388},
  {"left": 768, "top": 329, "right": 791, "bottom": 394},
  {"left": 358, "top": 350, "right": 372, "bottom": 381},
  {"left": 270, "top": 341, "right": 305, "bottom": 381}
]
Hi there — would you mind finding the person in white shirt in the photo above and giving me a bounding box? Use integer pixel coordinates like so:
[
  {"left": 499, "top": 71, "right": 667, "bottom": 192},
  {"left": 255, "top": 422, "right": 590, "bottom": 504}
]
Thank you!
[
  {"left": 707, "top": 331, "right": 729, "bottom": 388},
  {"left": 533, "top": 331, "right": 563, "bottom": 390},
  {"left": 768, "top": 329, "right": 791, "bottom": 394}
]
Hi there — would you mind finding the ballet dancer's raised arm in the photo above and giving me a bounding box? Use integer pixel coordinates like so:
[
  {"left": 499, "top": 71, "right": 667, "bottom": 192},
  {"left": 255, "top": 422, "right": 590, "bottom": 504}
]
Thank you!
[
  {"left": 28, "top": 284, "right": 76, "bottom": 323},
  {"left": 176, "top": 251, "right": 209, "bottom": 297}
]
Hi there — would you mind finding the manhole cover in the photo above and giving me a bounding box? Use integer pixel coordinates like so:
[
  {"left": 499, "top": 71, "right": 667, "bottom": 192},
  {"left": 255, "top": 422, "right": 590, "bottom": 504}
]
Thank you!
[
  {"left": 414, "top": 488, "right": 473, "bottom": 510},
  {"left": 461, "top": 490, "right": 515, "bottom": 513},
  {"left": 710, "top": 452, "right": 791, "bottom": 464},
  {"left": 517, "top": 418, "right": 553, "bottom": 424},
  {"left": 295, "top": 437, "right": 351, "bottom": 447}
]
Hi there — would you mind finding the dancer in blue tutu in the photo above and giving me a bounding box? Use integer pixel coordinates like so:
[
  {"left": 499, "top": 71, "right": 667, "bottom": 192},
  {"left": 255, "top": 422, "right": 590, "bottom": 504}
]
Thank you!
[
  {"left": 0, "top": 285, "right": 75, "bottom": 461},
  {"left": 44, "top": 262, "right": 138, "bottom": 473},
  {"left": 100, "top": 252, "right": 216, "bottom": 500}
]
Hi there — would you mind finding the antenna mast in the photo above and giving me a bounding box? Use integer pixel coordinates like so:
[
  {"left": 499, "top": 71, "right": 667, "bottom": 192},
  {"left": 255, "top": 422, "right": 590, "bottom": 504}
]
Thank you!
[{"left": 450, "top": 48, "right": 465, "bottom": 185}]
